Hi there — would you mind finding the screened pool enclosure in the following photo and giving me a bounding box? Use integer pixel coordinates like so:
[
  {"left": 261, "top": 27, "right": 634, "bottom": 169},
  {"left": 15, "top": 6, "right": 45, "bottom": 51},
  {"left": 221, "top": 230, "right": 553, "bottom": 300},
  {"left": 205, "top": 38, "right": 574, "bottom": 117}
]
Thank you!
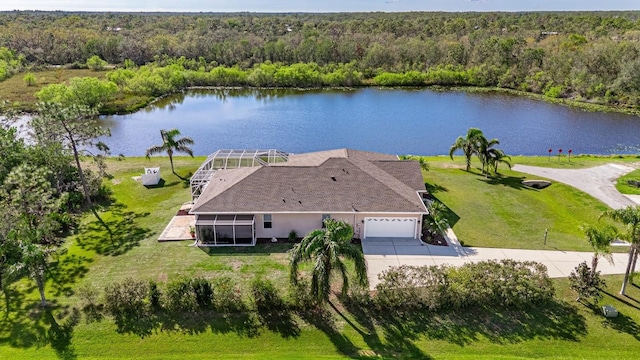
[
  {"left": 190, "top": 149, "right": 289, "bottom": 200},
  {"left": 190, "top": 149, "right": 289, "bottom": 246}
]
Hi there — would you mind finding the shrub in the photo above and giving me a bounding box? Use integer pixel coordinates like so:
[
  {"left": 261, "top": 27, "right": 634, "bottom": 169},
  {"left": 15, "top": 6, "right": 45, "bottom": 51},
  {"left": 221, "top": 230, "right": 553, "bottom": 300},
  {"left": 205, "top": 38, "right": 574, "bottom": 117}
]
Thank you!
[
  {"left": 375, "top": 265, "right": 450, "bottom": 311},
  {"left": 342, "top": 284, "right": 372, "bottom": 308},
  {"left": 212, "top": 277, "right": 245, "bottom": 312},
  {"left": 251, "top": 278, "right": 288, "bottom": 312},
  {"left": 289, "top": 279, "right": 320, "bottom": 310},
  {"left": 569, "top": 261, "right": 605, "bottom": 305},
  {"left": 23, "top": 72, "right": 36, "bottom": 86},
  {"left": 77, "top": 284, "right": 103, "bottom": 322},
  {"left": 86, "top": 55, "right": 107, "bottom": 71},
  {"left": 165, "top": 277, "right": 198, "bottom": 313},
  {"left": 374, "top": 71, "right": 426, "bottom": 86},
  {"left": 375, "top": 260, "right": 554, "bottom": 311},
  {"left": 209, "top": 66, "right": 248, "bottom": 86},
  {"left": 148, "top": 280, "right": 162, "bottom": 312},
  {"left": 103, "top": 278, "right": 150, "bottom": 320},
  {"left": 274, "top": 63, "right": 322, "bottom": 87},
  {"left": 288, "top": 230, "right": 297, "bottom": 242},
  {"left": 544, "top": 84, "right": 564, "bottom": 98},
  {"left": 191, "top": 278, "right": 214, "bottom": 308}
]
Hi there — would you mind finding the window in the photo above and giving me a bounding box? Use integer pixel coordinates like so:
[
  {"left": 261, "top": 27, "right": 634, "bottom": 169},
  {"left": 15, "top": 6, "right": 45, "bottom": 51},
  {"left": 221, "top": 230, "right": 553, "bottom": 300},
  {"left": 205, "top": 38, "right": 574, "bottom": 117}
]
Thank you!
[
  {"left": 321, "top": 214, "right": 331, "bottom": 227},
  {"left": 263, "top": 214, "right": 272, "bottom": 229}
]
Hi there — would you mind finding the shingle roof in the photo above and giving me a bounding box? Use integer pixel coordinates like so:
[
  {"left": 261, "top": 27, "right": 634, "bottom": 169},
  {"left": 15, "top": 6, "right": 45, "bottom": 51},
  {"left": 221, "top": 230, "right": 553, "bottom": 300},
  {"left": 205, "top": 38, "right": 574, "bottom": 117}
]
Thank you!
[{"left": 190, "top": 149, "right": 427, "bottom": 214}]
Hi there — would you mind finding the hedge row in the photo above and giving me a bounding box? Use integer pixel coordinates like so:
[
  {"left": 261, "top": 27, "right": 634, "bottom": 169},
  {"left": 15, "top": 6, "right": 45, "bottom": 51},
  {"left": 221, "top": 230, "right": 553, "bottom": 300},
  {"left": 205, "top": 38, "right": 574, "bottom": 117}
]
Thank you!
[{"left": 373, "top": 260, "right": 554, "bottom": 311}]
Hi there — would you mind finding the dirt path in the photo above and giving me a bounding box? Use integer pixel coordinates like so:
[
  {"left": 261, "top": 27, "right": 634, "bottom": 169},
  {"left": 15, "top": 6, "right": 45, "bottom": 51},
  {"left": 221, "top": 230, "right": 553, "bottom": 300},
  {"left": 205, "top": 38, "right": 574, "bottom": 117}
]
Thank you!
[{"left": 512, "top": 163, "right": 638, "bottom": 209}]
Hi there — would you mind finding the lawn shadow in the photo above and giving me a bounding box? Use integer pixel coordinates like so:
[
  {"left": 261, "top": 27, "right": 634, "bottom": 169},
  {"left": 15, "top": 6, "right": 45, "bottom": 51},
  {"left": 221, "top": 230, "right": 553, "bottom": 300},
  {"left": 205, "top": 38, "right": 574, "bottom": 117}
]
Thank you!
[
  {"left": 297, "top": 305, "right": 362, "bottom": 358},
  {"left": 339, "top": 299, "right": 431, "bottom": 359},
  {"left": 0, "top": 298, "right": 78, "bottom": 360},
  {"left": 157, "top": 310, "right": 260, "bottom": 339},
  {"left": 0, "top": 286, "right": 49, "bottom": 349},
  {"left": 48, "top": 253, "right": 93, "bottom": 297},
  {"left": 200, "top": 243, "right": 293, "bottom": 256},
  {"left": 143, "top": 178, "right": 181, "bottom": 189},
  {"left": 255, "top": 303, "right": 300, "bottom": 339},
  {"left": 600, "top": 311, "right": 640, "bottom": 341},
  {"left": 477, "top": 174, "right": 535, "bottom": 191},
  {"left": 425, "top": 182, "right": 448, "bottom": 194},
  {"left": 44, "top": 308, "right": 79, "bottom": 360},
  {"left": 601, "top": 289, "right": 640, "bottom": 312},
  {"left": 76, "top": 202, "right": 151, "bottom": 256},
  {"left": 342, "top": 299, "right": 586, "bottom": 350}
]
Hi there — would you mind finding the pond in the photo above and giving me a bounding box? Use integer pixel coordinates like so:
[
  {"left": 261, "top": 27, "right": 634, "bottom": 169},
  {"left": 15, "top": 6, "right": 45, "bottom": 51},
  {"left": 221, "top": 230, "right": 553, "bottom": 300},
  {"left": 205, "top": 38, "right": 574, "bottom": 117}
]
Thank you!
[{"left": 99, "top": 88, "right": 640, "bottom": 156}]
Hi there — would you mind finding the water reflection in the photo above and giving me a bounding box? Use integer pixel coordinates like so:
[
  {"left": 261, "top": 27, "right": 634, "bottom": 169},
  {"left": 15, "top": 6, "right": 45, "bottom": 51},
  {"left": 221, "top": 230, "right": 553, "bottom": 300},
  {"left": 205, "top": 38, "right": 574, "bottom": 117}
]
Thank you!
[{"left": 100, "top": 88, "right": 640, "bottom": 156}]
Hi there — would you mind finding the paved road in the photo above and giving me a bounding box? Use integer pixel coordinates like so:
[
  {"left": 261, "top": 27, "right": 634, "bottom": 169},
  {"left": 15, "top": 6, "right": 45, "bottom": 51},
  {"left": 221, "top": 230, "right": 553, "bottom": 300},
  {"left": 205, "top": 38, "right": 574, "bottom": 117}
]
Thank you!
[
  {"left": 364, "top": 235, "right": 630, "bottom": 288},
  {"left": 512, "top": 163, "right": 637, "bottom": 209},
  {"left": 365, "top": 163, "right": 640, "bottom": 287}
]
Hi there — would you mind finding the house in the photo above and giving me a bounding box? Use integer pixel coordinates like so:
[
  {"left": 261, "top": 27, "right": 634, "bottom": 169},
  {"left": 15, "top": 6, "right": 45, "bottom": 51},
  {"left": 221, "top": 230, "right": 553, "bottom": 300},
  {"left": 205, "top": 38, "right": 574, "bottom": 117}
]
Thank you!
[{"left": 189, "top": 149, "right": 428, "bottom": 246}]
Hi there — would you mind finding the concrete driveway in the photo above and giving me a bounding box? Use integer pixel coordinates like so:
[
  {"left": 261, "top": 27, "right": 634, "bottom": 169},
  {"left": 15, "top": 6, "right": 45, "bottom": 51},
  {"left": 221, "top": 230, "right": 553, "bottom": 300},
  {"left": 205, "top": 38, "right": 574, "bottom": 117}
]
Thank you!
[
  {"left": 363, "top": 235, "right": 630, "bottom": 288},
  {"left": 512, "top": 163, "right": 638, "bottom": 209}
]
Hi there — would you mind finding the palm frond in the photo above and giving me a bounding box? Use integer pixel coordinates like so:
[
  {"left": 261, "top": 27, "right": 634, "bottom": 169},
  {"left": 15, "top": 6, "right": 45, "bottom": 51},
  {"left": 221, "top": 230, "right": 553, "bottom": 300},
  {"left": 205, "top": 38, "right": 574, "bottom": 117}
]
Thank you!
[{"left": 145, "top": 145, "right": 166, "bottom": 158}]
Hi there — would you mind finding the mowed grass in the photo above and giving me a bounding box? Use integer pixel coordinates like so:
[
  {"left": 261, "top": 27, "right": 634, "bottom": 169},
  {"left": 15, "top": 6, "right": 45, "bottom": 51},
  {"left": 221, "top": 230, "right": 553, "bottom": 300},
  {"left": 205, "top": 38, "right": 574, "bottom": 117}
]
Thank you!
[
  {"left": 504, "top": 154, "right": 639, "bottom": 169},
  {"left": 423, "top": 156, "right": 624, "bottom": 251},
  {"left": 72, "top": 156, "right": 295, "bottom": 291},
  {"left": 616, "top": 169, "right": 640, "bottom": 195},
  {"left": 3, "top": 155, "right": 640, "bottom": 359}
]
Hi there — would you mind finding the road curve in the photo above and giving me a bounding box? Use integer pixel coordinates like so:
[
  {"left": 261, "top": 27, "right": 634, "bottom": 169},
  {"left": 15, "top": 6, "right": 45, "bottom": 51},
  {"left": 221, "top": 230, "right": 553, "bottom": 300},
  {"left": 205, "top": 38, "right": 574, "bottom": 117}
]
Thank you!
[{"left": 512, "top": 163, "right": 637, "bottom": 209}]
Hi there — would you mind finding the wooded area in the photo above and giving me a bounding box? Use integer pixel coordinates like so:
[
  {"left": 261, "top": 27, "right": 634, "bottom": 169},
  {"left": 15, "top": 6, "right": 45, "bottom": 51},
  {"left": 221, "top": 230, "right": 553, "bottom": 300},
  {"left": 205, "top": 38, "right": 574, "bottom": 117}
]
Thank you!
[{"left": 1, "top": 11, "right": 640, "bottom": 111}]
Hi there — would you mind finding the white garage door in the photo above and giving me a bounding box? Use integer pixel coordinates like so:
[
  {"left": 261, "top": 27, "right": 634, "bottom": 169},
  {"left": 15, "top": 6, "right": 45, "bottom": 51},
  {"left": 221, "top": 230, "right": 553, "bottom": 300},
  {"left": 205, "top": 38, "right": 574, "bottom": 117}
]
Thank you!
[{"left": 364, "top": 217, "right": 416, "bottom": 238}]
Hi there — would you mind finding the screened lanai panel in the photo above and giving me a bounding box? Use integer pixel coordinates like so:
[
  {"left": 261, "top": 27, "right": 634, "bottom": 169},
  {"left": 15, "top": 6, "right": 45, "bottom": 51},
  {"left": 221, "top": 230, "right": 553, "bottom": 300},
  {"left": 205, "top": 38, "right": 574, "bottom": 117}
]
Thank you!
[
  {"left": 215, "top": 215, "right": 236, "bottom": 223},
  {"left": 190, "top": 149, "right": 289, "bottom": 200},
  {"left": 215, "top": 225, "right": 234, "bottom": 244},
  {"left": 197, "top": 225, "right": 215, "bottom": 244},
  {"left": 235, "top": 215, "right": 255, "bottom": 224},
  {"left": 195, "top": 214, "right": 256, "bottom": 246},
  {"left": 235, "top": 225, "right": 253, "bottom": 244}
]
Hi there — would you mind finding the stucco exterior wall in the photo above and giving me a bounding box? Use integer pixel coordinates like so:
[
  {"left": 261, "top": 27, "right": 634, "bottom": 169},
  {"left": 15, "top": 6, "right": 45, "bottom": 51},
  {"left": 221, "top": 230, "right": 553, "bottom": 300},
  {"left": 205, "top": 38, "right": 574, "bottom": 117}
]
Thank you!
[
  {"left": 255, "top": 212, "right": 422, "bottom": 239},
  {"left": 256, "top": 213, "right": 323, "bottom": 239}
]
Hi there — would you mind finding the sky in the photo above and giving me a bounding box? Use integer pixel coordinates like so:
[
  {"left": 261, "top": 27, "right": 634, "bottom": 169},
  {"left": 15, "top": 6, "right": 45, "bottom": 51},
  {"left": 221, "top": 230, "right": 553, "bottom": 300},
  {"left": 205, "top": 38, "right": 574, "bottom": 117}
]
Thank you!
[{"left": 0, "top": 0, "right": 638, "bottom": 12}]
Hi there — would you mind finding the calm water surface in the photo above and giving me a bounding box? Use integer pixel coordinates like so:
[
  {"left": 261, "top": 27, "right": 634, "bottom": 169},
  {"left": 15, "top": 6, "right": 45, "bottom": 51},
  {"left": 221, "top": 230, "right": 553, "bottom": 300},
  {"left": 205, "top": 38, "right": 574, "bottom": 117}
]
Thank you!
[{"left": 100, "top": 88, "right": 640, "bottom": 156}]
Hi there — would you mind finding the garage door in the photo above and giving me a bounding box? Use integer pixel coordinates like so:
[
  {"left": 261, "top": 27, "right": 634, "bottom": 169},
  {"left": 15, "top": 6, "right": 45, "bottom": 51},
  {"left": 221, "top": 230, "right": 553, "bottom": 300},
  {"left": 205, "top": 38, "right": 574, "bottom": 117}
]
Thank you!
[{"left": 364, "top": 217, "right": 416, "bottom": 238}]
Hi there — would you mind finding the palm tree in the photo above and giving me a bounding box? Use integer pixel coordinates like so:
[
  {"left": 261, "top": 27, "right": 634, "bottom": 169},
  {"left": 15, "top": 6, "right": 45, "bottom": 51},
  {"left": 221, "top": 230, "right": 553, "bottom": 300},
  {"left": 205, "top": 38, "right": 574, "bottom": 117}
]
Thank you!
[
  {"left": 289, "top": 219, "right": 368, "bottom": 302},
  {"left": 145, "top": 128, "right": 194, "bottom": 176},
  {"left": 581, "top": 224, "right": 617, "bottom": 276},
  {"left": 486, "top": 148, "right": 512, "bottom": 175},
  {"left": 449, "top": 128, "right": 485, "bottom": 172},
  {"left": 601, "top": 206, "right": 640, "bottom": 295},
  {"left": 424, "top": 201, "right": 449, "bottom": 238},
  {"left": 475, "top": 137, "right": 497, "bottom": 175},
  {"left": 418, "top": 157, "right": 429, "bottom": 173}
]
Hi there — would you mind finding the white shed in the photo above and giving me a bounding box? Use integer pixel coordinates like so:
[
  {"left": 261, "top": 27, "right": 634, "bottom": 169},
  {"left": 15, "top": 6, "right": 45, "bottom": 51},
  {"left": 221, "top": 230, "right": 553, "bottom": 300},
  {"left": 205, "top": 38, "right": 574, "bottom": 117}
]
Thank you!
[{"left": 141, "top": 167, "right": 161, "bottom": 186}]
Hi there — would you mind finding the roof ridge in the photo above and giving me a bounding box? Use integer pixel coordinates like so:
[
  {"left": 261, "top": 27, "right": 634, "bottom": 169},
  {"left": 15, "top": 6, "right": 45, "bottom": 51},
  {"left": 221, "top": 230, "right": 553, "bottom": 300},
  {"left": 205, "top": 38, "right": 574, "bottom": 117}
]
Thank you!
[
  {"left": 346, "top": 157, "right": 427, "bottom": 212},
  {"left": 191, "top": 166, "right": 261, "bottom": 212}
]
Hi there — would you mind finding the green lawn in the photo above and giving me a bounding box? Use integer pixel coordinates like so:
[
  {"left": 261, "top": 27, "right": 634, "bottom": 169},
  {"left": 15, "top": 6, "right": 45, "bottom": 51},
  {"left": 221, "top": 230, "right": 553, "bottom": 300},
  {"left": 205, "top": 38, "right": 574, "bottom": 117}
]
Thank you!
[
  {"left": 510, "top": 154, "right": 640, "bottom": 169},
  {"left": 430, "top": 154, "right": 640, "bottom": 170},
  {"left": 422, "top": 156, "right": 624, "bottom": 251},
  {"left": 2, "top": 156, "right": 640, "bottom": 359},
  {"left": 615, "top": 169, "right": 640, "bottom": 195}
]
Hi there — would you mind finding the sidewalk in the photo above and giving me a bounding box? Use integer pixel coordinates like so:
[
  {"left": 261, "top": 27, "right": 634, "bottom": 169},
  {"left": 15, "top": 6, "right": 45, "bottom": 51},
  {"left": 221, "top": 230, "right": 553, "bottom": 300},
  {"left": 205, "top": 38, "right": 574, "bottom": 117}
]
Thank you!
[{"left": 364, "top": 231, "right": 630, "bottom": 288}]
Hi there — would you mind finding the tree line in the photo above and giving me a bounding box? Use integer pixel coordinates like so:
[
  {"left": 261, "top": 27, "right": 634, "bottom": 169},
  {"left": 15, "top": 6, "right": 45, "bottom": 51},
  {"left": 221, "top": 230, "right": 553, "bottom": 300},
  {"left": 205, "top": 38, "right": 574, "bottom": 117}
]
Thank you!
[
  {"left": 0, "top": 11, "right": 640, "bottom": 111},
  {"left": 0, "top": 99, "right": 109, "bottom": 307}
]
